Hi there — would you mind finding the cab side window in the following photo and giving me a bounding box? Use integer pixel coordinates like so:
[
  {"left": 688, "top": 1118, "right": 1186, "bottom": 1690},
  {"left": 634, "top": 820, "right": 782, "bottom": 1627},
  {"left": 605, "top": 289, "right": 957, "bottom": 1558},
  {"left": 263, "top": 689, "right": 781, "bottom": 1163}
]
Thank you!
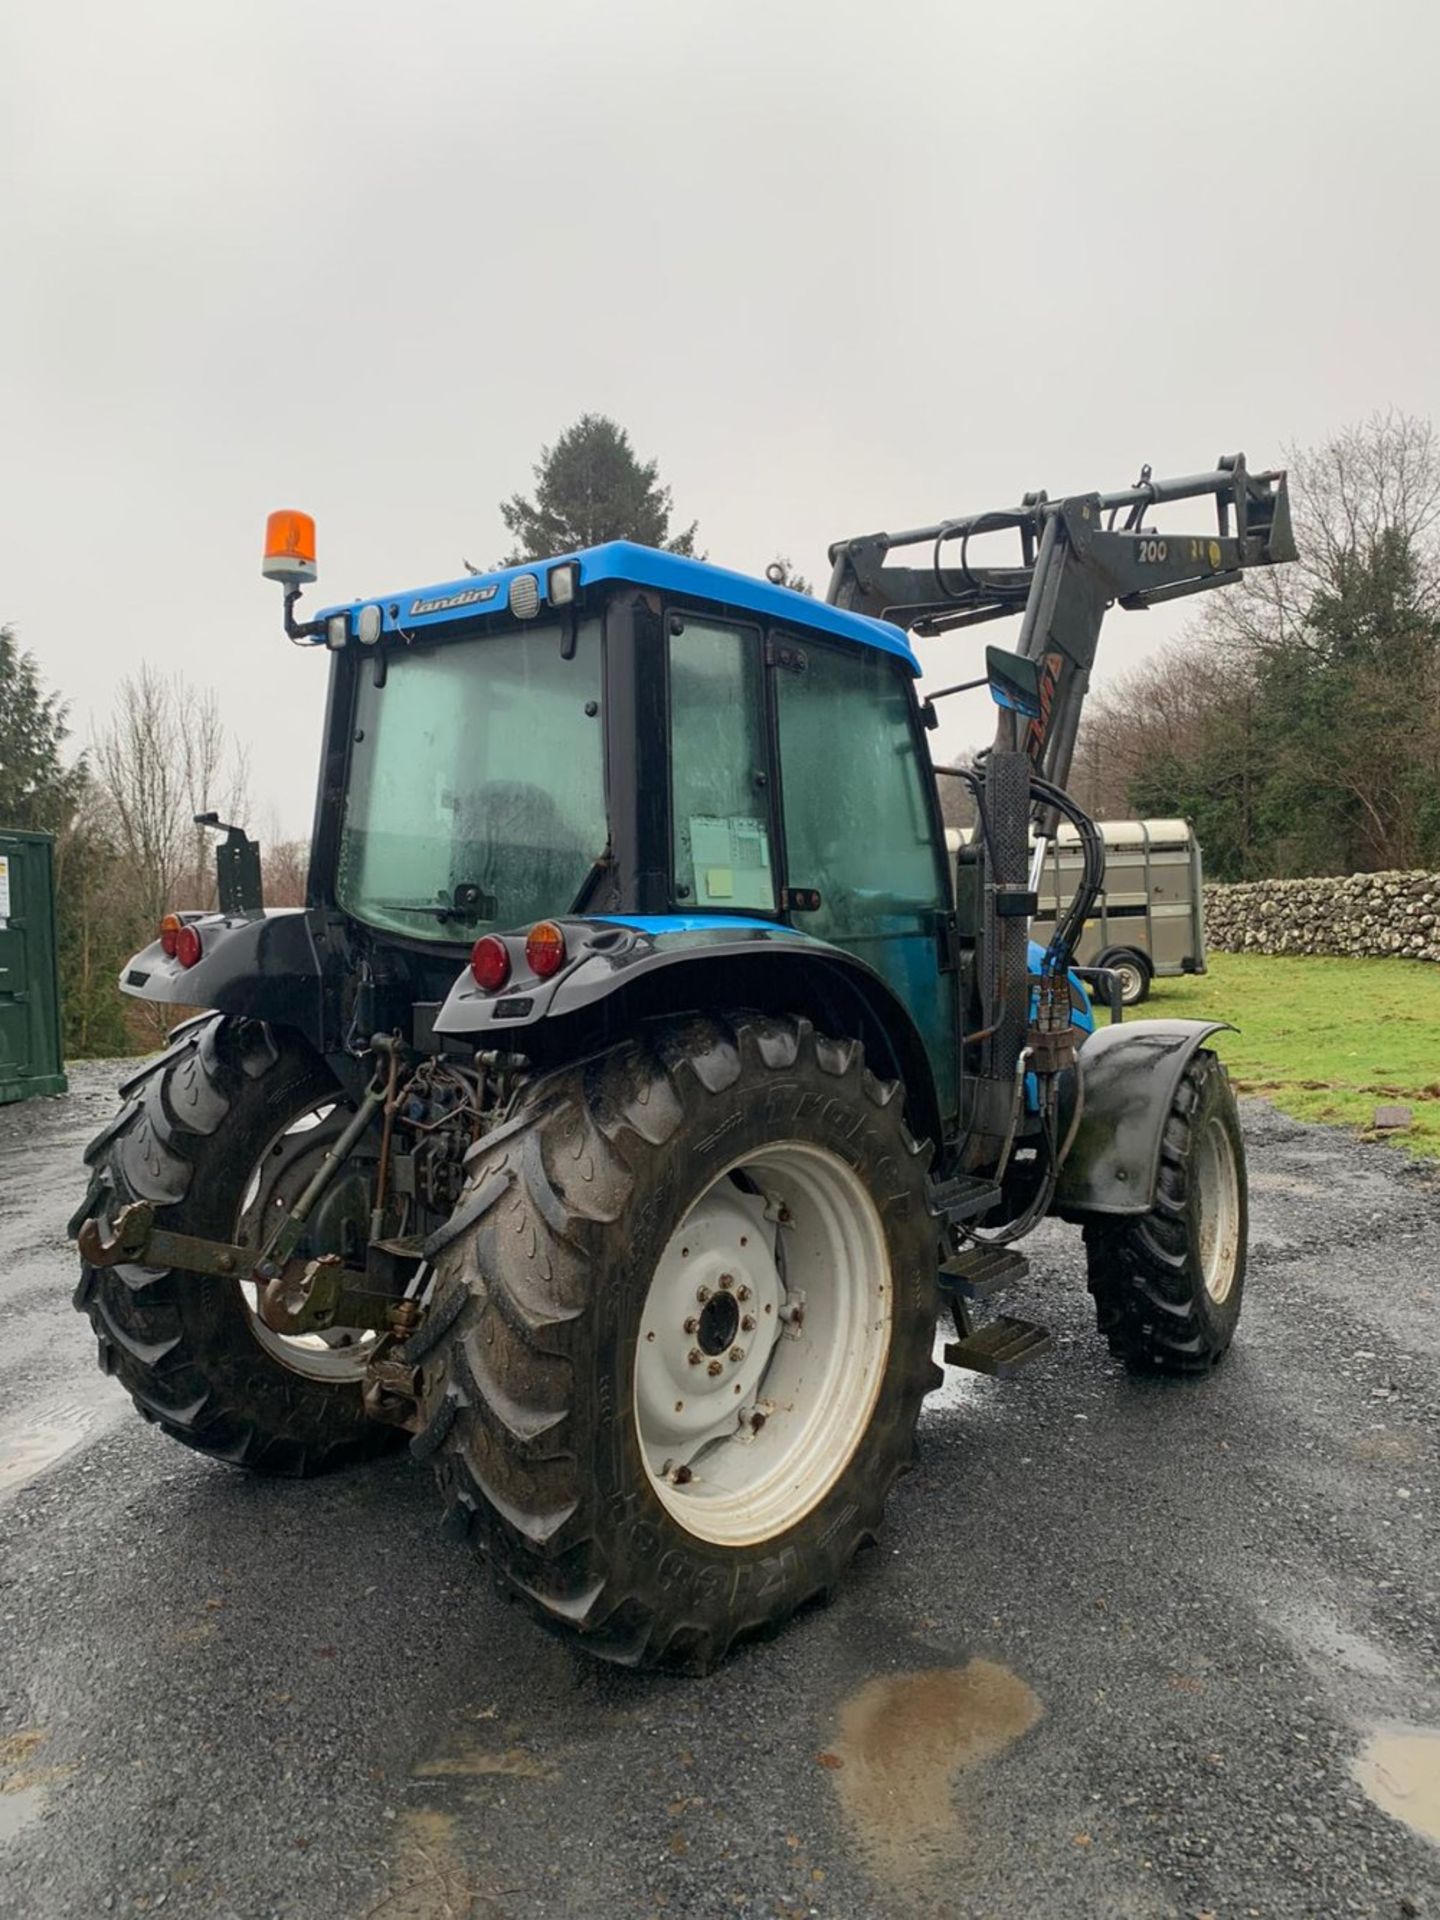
[
  {"left": 775, "top": 643, "right": 943, "bottom": 946},
  {"left": 669, "top": 617, "right": 776, "bottom": 912}
]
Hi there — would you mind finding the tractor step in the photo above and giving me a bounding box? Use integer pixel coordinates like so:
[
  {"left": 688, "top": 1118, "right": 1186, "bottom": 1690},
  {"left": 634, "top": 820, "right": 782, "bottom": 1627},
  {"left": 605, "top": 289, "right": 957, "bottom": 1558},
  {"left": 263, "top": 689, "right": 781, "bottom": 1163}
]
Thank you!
[
  {"left": 938, "top": 1245, "right": 1029, "bottom": 1302},
  {"left": 929, "top": 1174, "right": 1002, "bottom": 1225},
  {"left": 944, "top": 1313, "right": 1054, "bottom": 1379}
]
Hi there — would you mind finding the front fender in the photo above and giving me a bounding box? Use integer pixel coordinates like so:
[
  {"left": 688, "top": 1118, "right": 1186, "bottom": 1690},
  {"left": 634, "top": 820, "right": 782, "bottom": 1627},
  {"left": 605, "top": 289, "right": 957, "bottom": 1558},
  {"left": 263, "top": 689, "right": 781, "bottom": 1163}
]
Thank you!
[{"left": 1053, "top": 1019, "right": 1233, "bottom": 1218}]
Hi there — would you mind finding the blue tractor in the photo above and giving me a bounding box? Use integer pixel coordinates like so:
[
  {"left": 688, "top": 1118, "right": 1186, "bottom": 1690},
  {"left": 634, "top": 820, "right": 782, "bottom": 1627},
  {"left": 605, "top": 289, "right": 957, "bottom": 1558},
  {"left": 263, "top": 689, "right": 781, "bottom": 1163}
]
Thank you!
[{"left": 72, "top": 458, "right": 1294, "bottom": 1668}]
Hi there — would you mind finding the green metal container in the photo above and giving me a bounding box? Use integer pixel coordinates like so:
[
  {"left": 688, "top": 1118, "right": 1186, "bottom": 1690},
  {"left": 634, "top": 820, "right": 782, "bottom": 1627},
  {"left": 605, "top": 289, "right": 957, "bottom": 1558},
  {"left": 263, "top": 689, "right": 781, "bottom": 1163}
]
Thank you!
[{"left": 0, "top": 829, "right": 68, "bottom": 1104}]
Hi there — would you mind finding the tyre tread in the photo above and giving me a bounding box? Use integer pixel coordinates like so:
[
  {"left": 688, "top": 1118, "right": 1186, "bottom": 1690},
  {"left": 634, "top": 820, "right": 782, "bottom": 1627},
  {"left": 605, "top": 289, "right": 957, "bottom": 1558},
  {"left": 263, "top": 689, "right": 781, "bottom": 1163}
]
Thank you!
[
  {"left": 418, "top": 1010, "right": 936, "bottom": 1670},
  {"left": 1084, "top": 1051, "right": 1245, "bottom": 1374},
  {"left": 73, "top": 1016, "right": 397, "bottom": 1476}
]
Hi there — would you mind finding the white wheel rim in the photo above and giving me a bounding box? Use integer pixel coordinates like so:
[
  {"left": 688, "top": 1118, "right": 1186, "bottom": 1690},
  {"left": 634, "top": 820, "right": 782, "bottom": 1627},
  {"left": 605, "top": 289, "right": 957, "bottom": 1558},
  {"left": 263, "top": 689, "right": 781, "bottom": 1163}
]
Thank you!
[
  {"left": 235, "top": 1102, "right": 379, "bottom": 1383},
  {"left": 1195, "top": 1115, "right": 1241, "bottom": 1303},
  {"left": 633, "top": 1142, "right": 893, "bottom": 1548},
  {"left": 1117, "top": 961, "right": 1144, "bottom": 1003}
]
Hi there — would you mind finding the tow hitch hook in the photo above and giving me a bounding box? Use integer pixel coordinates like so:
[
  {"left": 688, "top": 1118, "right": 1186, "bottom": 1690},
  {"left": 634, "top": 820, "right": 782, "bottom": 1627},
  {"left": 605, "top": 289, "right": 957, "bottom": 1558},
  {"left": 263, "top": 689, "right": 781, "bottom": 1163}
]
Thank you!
[
  {"left": 75, "top": 1038, "right": 413, "bottom": 1341},
  {"left": 76, "top": 1203, "right": 410, "bottom": 1337},
  {"left": 77, "top": 1202, "right": 254, "bottom": 1279}
]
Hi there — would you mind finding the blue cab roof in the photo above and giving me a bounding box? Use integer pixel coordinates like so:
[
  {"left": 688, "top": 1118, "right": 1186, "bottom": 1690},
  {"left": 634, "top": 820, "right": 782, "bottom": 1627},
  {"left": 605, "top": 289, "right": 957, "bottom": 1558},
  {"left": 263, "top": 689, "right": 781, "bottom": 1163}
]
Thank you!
[{"left": 315, "top": 540, "right": 919, "bottom": 672}]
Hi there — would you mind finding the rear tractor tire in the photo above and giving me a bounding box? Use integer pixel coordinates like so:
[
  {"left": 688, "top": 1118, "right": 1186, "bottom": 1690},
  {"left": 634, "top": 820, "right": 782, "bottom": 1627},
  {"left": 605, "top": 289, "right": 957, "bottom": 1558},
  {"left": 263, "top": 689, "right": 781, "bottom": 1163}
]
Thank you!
[
  {"left": 413, "top": 1012, "right": 940, "bottom": 1671},
  {"left": 1083, "top": 1049, "right": 1247, "bottom": 1373},
  {"left": 71, "top": 1015, "right": 402, "bottom": 1475}
]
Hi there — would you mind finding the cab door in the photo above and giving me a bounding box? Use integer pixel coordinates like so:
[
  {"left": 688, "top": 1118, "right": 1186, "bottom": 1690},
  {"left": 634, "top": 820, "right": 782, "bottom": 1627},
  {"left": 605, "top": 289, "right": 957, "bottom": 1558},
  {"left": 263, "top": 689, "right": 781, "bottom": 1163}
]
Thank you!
[
  {"left": 770, "top": 636, "right": 959, "bottom": 1124},
  {"left": 667, "top": 612, "right": 780, "bottom": 916}
]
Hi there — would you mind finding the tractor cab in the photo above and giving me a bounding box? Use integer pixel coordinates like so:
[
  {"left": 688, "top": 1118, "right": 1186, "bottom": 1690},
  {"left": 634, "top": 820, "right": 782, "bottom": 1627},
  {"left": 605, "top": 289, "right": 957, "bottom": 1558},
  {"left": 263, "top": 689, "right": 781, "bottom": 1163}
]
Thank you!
[{"left": 299, "top": 537, "right": 964, "bottom": 1127}]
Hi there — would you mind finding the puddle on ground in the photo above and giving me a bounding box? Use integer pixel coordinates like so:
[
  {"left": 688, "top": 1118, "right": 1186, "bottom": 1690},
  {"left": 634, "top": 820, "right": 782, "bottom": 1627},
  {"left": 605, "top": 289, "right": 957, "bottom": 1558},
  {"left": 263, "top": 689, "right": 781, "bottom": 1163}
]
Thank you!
[
  {"left": 1350, "top": 1427, "right": 1426, "bottom": 1466},
  {"left": 0, "top": 1728, "right": 53, "bottom": 1846},
  {"left": 0, "top": 1381, "right": 128, "bottom": 1499},
  {"left": 1248, "top": 1172, "right": 1323, "bottom": 1196},
  {"left": 364, "top": 1808, "right": 475, "bottom": 1920},
  {"left": 0, "top": 1784, "right": 45, "bottom": 1845},
  {"left": 1353, "top": 1727, "right": 1440, "bottom": 1847},
  {"left": 411, "top": 1747, "right": 554, "bottom": 1780},
  {"left": 826, "top": 1659, "right": 1041, "bottom": 1884},
  {"left": 1270, "top": 1596, "right": 1399, "bottom": 1682},
  {"left": 923, "top": 1332, "right": 990, "bottom": 1418}
]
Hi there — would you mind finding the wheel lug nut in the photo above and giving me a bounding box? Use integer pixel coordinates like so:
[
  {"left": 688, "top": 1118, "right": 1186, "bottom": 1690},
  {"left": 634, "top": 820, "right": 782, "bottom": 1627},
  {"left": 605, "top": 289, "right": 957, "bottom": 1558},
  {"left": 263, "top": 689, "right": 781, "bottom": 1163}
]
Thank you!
[
  {"left": 741, "top": 1315, "right": 755, "bottom": 1332},
  {"left": 696, "top": 1286, "right": 711, "bottom": 1303},
  {"left": 719, "top": 1273, "right": 734, "bottom": 1290},
  {"left": 729, "top": 1346, "right": 745, "bottom": 1363},
  {"left": 688, "top": 1348, "right": 703, "bottom": 1367},
  {"left": 736, "top": 1286, "right": 751, "bottom": 1302},
  {"left": 683, "top": 1317, "right": 698, "bottom": 1334},
  {"left": 707, "top": 1359, "right": 723, "bottom": 1377}
]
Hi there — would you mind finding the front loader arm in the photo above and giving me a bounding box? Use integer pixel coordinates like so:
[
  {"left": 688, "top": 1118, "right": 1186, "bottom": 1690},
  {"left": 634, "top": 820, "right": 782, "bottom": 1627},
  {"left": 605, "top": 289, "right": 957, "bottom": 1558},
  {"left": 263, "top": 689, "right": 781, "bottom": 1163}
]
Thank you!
[
  {"left": 827, "top": 453, "right": 1296, "bottom": 800},
  {"left": 826, "top": 452, "right": 1295, "bottom": 1180}
]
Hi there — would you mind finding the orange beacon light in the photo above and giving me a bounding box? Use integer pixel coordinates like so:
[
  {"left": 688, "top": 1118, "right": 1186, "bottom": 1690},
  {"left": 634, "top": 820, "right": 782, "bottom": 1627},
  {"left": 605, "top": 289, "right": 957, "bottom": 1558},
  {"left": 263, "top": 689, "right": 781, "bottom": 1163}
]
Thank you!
[{"left": 262, "top": 509, "right": 317, "bottom": 588}]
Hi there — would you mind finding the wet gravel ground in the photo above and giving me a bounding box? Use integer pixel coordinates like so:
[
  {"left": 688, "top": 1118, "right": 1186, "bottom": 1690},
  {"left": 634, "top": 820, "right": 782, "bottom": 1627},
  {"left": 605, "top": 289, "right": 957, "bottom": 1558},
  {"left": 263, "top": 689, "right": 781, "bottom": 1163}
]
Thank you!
[{"left": 1, "top": 1060, "right": 1437, "bottom": 1920}]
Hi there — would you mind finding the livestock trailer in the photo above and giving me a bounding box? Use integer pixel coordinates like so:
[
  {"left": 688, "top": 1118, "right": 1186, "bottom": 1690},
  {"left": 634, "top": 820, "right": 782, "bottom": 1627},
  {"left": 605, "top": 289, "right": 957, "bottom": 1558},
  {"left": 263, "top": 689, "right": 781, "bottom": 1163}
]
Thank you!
[{"left": 949, "top": 818, "right": 1206, "bottom": 1005}]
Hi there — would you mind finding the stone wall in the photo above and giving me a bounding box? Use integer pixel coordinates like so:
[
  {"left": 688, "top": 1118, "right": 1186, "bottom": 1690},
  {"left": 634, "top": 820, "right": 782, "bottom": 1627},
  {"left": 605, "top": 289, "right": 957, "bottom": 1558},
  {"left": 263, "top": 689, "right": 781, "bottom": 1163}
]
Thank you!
[{"left": 1203, "top": 871, "right": 1440, "bottom": 963}]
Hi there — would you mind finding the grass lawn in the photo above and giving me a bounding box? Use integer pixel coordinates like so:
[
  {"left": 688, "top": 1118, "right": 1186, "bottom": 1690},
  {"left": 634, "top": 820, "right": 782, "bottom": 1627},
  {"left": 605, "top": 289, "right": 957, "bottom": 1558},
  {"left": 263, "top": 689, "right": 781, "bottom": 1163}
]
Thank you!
[{"left": 1099, "top": 952, "right": 1440, "bottom": 1158}]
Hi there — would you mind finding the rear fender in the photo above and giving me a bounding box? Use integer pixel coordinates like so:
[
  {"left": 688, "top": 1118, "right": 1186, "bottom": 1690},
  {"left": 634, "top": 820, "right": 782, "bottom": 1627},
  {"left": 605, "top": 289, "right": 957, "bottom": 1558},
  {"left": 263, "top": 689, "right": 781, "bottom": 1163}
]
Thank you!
[
  {"left": 1053, "top": 1019, "right": 1233, "bottom": 1218},
  {"left": 116, "top": 908, "right": 330, "bottom": 1049},
  {"left": 432, "top": 916, "right": 944, "bottom": 1149}
]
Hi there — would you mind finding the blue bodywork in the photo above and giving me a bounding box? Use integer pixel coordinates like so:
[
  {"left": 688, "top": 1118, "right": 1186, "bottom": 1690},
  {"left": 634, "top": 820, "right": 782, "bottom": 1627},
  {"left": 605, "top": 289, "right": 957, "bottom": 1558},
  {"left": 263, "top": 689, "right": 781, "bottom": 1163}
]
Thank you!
[
  {"left": 315, "top": 557, "right": 1092, "bottom": 1139},
  {"left": 314, "top": 541, "right": 920, "bottom": 671},
  {"left": 605, "top": 914, "right": 801, "bottom": 938},
  {"left": 598, "top": 917, "right": 1093, "bottom": 1117}
]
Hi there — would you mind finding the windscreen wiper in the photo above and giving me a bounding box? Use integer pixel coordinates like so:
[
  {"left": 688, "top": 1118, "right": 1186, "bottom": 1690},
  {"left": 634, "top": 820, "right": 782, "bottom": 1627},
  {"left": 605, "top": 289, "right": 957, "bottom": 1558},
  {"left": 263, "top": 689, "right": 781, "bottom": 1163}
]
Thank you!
[
  {"left": 568, "top": 848, "right": 614, "bottom": 915},
  {"left": 372, "top": 883, "right": 498, "bottom": 925}
]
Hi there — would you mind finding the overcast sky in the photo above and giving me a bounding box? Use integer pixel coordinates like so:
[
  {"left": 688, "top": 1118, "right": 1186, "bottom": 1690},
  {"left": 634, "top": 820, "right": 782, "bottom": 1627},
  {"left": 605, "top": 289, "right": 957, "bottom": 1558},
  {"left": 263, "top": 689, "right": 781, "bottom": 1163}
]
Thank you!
[{"left": 5, "top": 0, "right": 1439, "bottom": 837}]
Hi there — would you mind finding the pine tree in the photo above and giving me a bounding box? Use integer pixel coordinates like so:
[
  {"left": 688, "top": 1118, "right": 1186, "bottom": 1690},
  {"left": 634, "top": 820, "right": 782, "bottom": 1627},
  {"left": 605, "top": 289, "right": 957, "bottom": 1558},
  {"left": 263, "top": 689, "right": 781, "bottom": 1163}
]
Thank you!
[
  {"left": 0, "top": 624, "right": 85, "bottom": 830},
  {"left": 498, "top": 415, "right": 699, "bottom": 563},
  {"left": 0, "top": 627, "right": 134, "bottom": 1054}
]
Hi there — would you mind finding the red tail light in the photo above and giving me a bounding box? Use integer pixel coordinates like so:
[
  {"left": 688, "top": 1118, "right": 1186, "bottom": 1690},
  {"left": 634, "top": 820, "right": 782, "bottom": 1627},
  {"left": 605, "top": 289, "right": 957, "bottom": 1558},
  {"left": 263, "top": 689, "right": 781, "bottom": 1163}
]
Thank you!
[
  {"left": 159, "top": 913, "right": 182, "bottom": 958},
  {"left": 175, "top": 924, "right": 204, "bottom": 969},
  {"left": 525, "top": 921, "right": 567, "bottom": 979},
  {"left": 470, "top": 935, "right": 511, "bottom": 992}
]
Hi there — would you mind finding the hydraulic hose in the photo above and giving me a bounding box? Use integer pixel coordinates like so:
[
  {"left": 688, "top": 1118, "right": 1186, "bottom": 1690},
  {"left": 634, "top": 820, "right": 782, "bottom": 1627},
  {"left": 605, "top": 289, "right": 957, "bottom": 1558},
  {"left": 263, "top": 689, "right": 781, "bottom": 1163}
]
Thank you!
[{"left": 1030, "top": 775, "right": 1105, "bottom": 975}]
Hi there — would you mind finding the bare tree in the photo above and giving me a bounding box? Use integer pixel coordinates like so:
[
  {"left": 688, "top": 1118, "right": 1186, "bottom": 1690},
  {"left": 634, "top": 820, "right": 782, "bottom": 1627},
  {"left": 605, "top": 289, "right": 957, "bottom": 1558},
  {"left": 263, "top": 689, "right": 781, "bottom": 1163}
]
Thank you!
[
  {"left": 91, "top": 667, "right": 250, "bottom": 931},
  {"left": 1070, "top": 644, "right": 1240, "bottom": 817},
  {"left": 261, "top": 838, "right": 310, "bottom": 907},
  {"left": 1197, "top": 408, "right": 1440, "bottom": 671},
  {"left": 1070, "top": 410, "right": 1440, "bottom": 877}
]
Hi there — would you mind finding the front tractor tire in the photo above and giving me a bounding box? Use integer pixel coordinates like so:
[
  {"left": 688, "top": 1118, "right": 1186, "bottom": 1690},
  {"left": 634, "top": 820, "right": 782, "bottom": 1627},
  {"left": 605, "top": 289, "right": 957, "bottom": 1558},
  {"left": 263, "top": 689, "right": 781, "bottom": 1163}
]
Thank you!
[
  {"left": 1083, "top": 1050, "right": 1247, "bottom": 1373},
  {"left": 414, "top": 1013, "right": 939, "bottom": 1671},
  {"left": 71, "top": 1016, "right": 401, "bottom": 1475}
]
